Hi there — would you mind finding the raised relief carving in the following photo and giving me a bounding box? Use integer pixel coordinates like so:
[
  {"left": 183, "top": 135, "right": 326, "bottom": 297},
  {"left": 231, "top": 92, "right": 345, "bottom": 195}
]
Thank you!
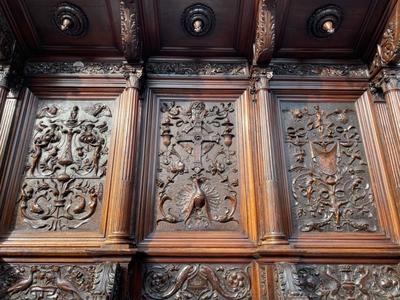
[
  {"left": 275, "top": 263, "right": 400, "bottom": 299},
  {"left": 281, "top": 103, "right": 378, "bottom": 232},
  {"left": 18, "top": 101, "right": 113, "bottom": 231},
  {"left": 156, "top": 101, "right": 240, "bottom": 231},
  {"left": 0, "top": 262, "right": 119, "bottom": 300},
  {"left": 146, "top": 61, "right": 248, "bottom": 77},
  {"left": 120, "top": 0, "right": 141, "bottom": 61},
  {"left": 0, "top": 7, "right": 16, "bottom": 62},
  {"left": 143, "top": 264, "right": 251, "bottom": 300},
  {"left": 254, "top": 0, "right": 276, "bottom": 64}
]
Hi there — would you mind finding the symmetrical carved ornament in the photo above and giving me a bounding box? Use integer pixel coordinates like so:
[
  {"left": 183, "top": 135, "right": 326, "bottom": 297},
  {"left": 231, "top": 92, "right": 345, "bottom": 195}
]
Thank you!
[
  {"left": 270, "top": 63, "right": 369, "bottom": 78},
  {"left": 281, "top": 103, "right": 378, "bottom": 232},
  {"left": 370, "top": 68, "right": 400, "bottom": 94},
  {"left": 0, "top": 262, "right": 119, "bottom": 300},
  {"left": 24, "top": 61, "right": 135, "bottom": 76},
  {"left": 275, "top": 263, "right": 400, "bottom": 299},
  {"left": 0, "top": 7, "right": 16, "bottom": 62},
  {"left": 53, "top": 2, "right": 89, "bottom": 37},
  {"left": 143, "top": 264, "right": 251, "bottom": 300},
  {"left": 307, "top": 5, "right": 343, "bottom": 38},
  {"left": 253, "top": 0, "right": 276, "bottom": 64},
  {"left": 18, "top": 101, "right": 113, "bottom": 231},
  {"left": 120, "top": 0, "right": 141, "bottom": 61},
  {"left": 146, "top": 61, "right": 248, "bottom": 77},
  {"left": 156, "top": 101, "right": 240, "bottom": 231},
  {"left": 181, "top": 3, "right": 216, "bottom": 37}
]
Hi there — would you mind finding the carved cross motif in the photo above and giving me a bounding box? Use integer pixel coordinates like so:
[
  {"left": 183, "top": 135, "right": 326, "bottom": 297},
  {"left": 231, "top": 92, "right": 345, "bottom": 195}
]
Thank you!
[{"left": 175, "top": 102, "right": 220, "bottom": 173}]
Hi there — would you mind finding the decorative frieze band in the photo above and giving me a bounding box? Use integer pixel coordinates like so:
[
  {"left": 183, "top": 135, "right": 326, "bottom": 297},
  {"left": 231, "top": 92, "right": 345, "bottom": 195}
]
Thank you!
[
  {"left": 146, "top": 61, "right": 249, "bottom": 77},
  {"left": 0, "top": 262, "right": 119, "bottom": 300}
]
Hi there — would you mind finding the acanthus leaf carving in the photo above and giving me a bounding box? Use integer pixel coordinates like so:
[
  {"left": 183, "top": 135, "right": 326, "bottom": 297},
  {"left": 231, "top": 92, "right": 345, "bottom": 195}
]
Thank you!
[
  {"left": 156, "top": 101, "right": 240, "bottom": 231},
  {"left": 282, "top": 103, "right": 378, "bottom": 232},
  {"left": 18, "top": 101, "right": 113, "bottom": 231},
  {"left": 275, "top": 263, "right": 400, "bottom": 299},
  {"left": 253, "top": 0, "right": 276, "bottom": 64},
  {"left": 120, "top": 0, "right": 141, "bottom": 61},
  {"left": 143, "top": 264, "right": 251, "bottom": 300},
  {"left": 0, "top": 262, "right": 119, "bottom": 300}
]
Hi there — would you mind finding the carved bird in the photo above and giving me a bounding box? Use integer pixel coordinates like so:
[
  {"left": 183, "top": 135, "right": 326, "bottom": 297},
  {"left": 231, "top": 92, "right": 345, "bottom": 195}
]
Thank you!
[
  {"left": 177, "top": 177, "right": 220, "bottom": 225},
  {"left": 53, "top": 267, "right": 82, "bottom": 299},
  {"left": 6, "top": 267, "right": 36, "bottom": 295}
]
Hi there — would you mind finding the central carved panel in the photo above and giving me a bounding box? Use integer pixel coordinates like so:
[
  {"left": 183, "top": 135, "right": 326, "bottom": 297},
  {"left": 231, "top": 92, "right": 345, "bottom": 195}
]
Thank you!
[
  {"left": 155, "top": 101, "right": 240, "bottom": 231},
  {"left": 16, "top": 100, "right": 114, "bottom": 231},
  {"left": 281, "top": 102, "right": 378, "bottom": 232},
  {"left": 142, "top": 263, "right": 251, "bottom": 300}
]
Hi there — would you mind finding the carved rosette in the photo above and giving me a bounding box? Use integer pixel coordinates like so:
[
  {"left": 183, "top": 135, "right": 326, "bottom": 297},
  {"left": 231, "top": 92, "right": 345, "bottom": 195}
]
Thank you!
[
  {"left": 142, "top": 264, "right": 251, "bottom": 300},
  {"left": 17, "top": 101, "right": 114, "bottom": 231},
  {"left": 281, "top": 103, "right": 378, "bottom": 232},
  {"left": 0, "top": 262, "right": 119, "bottom": 299},
  {"left": 155, "top": 101, "right": 240, "bottom": 231},
  {"left": 275, "top": 263, "right": 400, "bottom": 299}
]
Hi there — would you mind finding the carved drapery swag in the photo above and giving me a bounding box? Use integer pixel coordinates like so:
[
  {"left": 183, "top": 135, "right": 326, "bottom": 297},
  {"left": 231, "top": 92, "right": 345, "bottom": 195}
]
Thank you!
[
  {"left": 156, "top": 101, "right": 240, "bottom": 231},
  {"left": 142, "top": 264, "right": 251, "bottom": 300},
  {"left": 17, "top": 100, "right": 114, "bottom": 231},
  {"left": 0, "top": 262, "right": 119, "bottom": 299},
  {"left": 275, "top": 263, "right": 400, "bottom": 299},
  {"left": 281, "top": 102, "right": 378, "bottom": 232}
]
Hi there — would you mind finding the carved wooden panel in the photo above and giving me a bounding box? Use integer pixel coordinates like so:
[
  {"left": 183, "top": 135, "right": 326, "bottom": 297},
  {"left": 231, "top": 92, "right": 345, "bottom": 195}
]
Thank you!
[
  {"left": 155, "top": 100, "right": 240, "bottom": 231},
  {"left": 274, "top": 263, "right": 400, "bottom": 299},
  {"left": 142, "top": 263, "right": 251, "bottom": 300},
  {"left": 280, "top": 102, "right": 378, "bottom": 233},
  {"left": 15, "top": 100, "right": 114, "bottom": 231},
  {"left": 0, "top": 262, "right": 118, "bottom": 299}
]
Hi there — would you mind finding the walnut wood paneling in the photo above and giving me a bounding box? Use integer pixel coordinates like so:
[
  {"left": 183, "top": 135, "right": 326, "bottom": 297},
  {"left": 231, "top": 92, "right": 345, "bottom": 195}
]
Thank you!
[{"left": 15, "top": 100, "right": 114, "bottom": 232}]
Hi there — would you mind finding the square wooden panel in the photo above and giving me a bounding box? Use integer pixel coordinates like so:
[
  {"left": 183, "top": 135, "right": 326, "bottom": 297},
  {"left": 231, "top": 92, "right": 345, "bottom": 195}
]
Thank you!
[{"left": 137, "top": 83, "right": 256, "bottom": 249}]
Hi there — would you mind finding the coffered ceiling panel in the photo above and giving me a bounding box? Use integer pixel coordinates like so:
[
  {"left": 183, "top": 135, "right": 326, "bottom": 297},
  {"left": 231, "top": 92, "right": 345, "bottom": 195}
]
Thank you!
[
  {"left": 139, "top": 0, "right": 256, "bottom": 57},
  {"left": 274, "top": 0, "right": 392, "bottom": 60}
]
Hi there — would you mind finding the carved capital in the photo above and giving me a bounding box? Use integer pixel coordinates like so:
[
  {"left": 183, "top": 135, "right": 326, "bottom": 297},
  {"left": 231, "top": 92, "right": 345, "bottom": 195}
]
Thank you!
[
  {"left": 253, "top": 0, "right": 276, "bottom": 64},
  {"left": 123, "top": 65, "right": 143, "bottom": 89},
  {"left": 0, "top": 64, "right": 11, "bottom": 88},
  {"left": 251, "top": 68, "right": 273, "bottom": 92},
  {"left": 120, "top": 0, "right": 141, "bottom": 61},
  {"left": 371, "top": 68, "right": 400, "bottom": 93}
]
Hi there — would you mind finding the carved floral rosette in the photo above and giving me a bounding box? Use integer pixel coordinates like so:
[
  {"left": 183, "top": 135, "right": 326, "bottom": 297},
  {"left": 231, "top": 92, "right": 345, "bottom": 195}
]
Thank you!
[
  {"left": 0, "top": 262, "right": 119, "bottom": 300},
  {"left": 17, "top": 100, "right": 114, "bottom": 231},
  {"left": 155, "top": 101, "right": 240, "bottom": 231},
  {"left": 142, "top": 263, "right": 251, "bottom": 300},
  {"left": 275, "top": 263, "right": 400, "bottom": 299},
  {"left": 281, "top": 102, "right": 378, "bottom": 232}
]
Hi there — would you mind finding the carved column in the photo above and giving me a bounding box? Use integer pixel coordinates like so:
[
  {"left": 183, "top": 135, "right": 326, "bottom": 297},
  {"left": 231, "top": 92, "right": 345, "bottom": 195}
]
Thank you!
[
  {"left": 106, "top": 66, "right": 142, "bottom": 246},
  {"left": 254, "top": 70, "right": 287, "bottom": 245}
]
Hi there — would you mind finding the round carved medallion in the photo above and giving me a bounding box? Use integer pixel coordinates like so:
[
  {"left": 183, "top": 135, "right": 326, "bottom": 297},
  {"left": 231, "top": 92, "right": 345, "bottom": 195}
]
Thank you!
[
  {"left": 181, "top": 3, "right": 215, "bottom": 37},
  {"left": 307, "top": 5, "right": 343, "bottom": 38},
  {"left": 53, "top": 2, "right": 89, "bottom": 37}
]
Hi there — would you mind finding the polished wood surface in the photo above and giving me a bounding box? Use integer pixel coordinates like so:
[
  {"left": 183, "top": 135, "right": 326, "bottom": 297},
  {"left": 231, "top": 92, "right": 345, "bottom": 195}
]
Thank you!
[{"left": 0, "top": 0, "right": 399, "bottom": 299}]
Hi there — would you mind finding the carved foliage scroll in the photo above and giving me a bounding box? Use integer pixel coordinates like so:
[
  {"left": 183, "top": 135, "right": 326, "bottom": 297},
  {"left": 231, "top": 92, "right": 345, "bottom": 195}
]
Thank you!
[
  {"left": 17, "top": 101, "right": 114, "bottom": 231},
  {"left": 0, "top": 262, "right": 119, "bottom": 300},
  {"left": 281, "top": 103, "right": 378, "bottom": 232},
  {"left": 275, "top": 263, "right": 400, "bottom": 300},
  {"left": 155, "top": 101, "right": 240, "bottom": 231},
  {"left": 142, "top": 264, "right": 251, "bottom": 300}
]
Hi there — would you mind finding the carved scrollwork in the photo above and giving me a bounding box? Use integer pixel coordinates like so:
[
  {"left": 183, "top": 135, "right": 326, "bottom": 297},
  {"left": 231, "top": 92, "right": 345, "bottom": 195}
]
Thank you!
[
  {"left": 120, "top": 0, "right": 141, "bottom": 61},
  {"left": 275, "top": 263, "right": 400, "bottom": 299},
  {"left": 18, "top": 101, "right": 113, "bottom": 231},
  {"left": 143, "top": 264, "right": 251, "bottom": 300},
  {"left": 0, "top": 262, "right": 119, "bottom": 300},
  {"left": 156, "top": 101, "right": 240, "bottom": 231},
  {"left": 281, "top": 103, "right": 378, "bottom": 232},
  {"left": 254, "top": 0, "right": 276, "bottom": 64}
]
